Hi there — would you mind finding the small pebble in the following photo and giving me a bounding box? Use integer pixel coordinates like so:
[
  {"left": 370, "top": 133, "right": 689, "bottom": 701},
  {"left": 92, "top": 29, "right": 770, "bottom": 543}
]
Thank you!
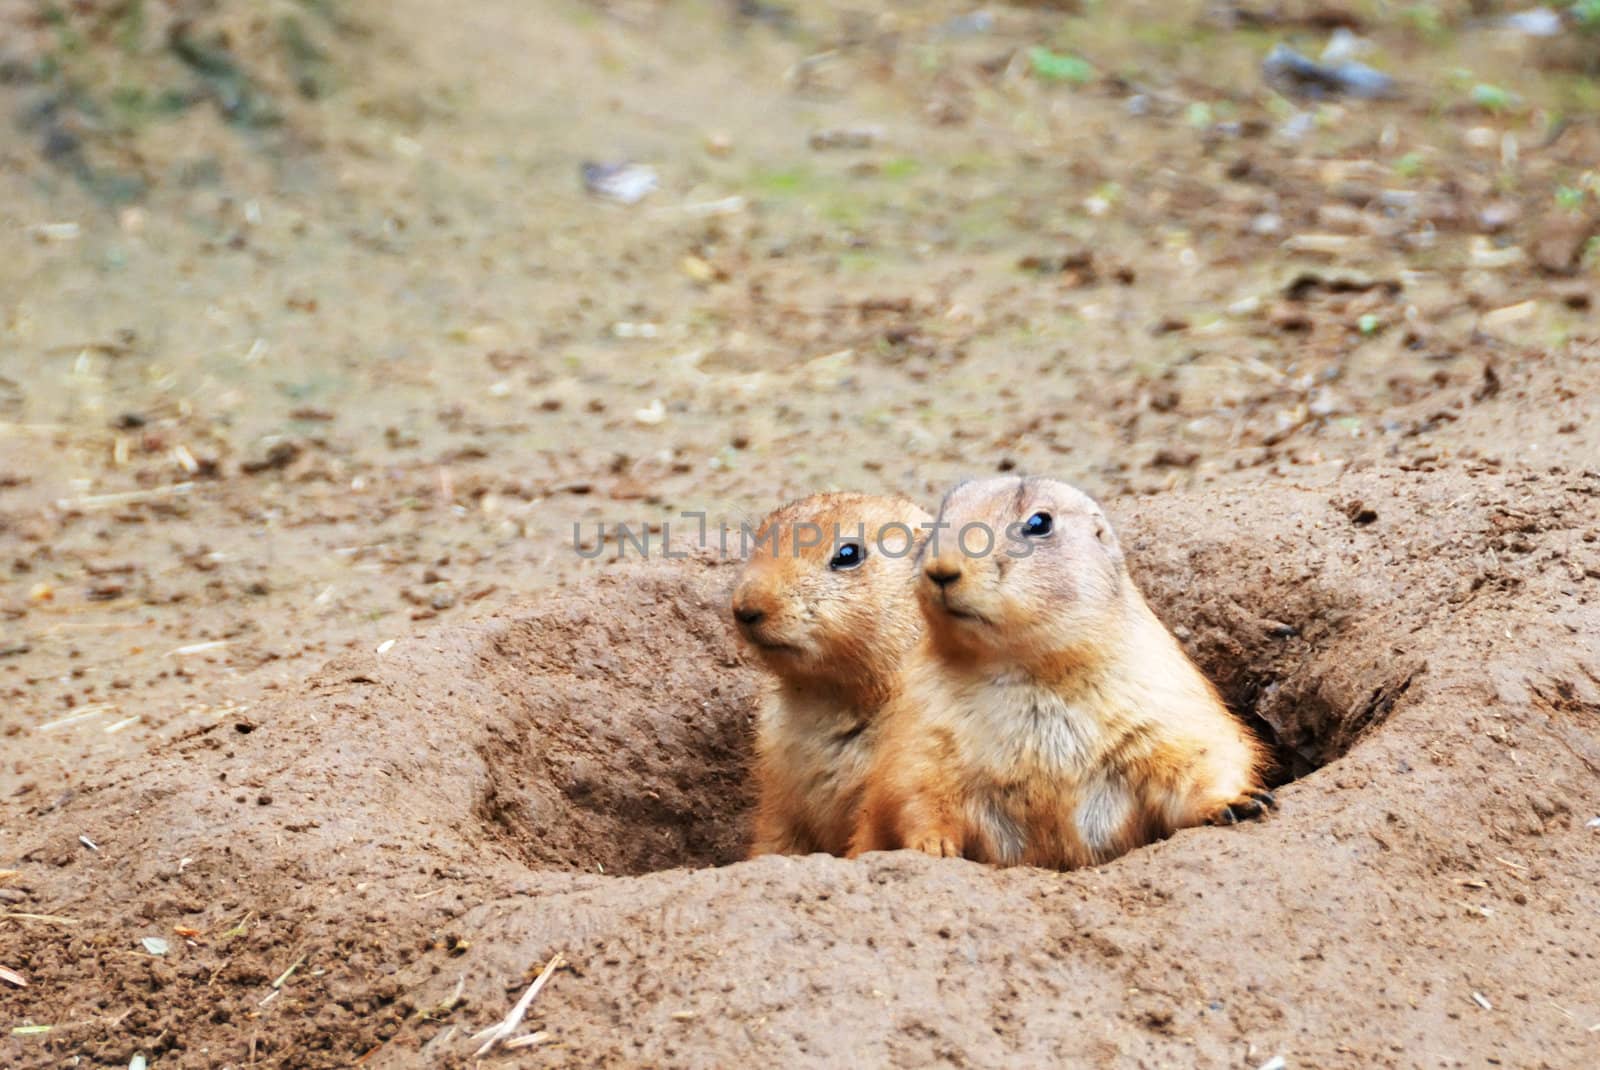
[
  {"left": 1315, "top": 204, "right": 1366, "bottom": 232},
  {"left": 808, "top": 125, "right": 885, "bottom": 151},
  {"left": 936, "top": 11, "right": 993, "bottom": 37},
  {"left": 30, "top": 222, "right": 81, "bottom": 242},
  {"left": 1477, "top": 202, "right": 1521, "bottom": 232},
  {"left": 581, "top": 161, "right": 659, "bottom": 205},
  {"left": 1250, "top": 213, "right": 1283, "bottom": 237},
  {"left": 1469, "top": 239, "right": 1527, "bottom": 270},
  {"left": 1503, "top": 7, "right": 1564, "bottom": 36},
  {"left": 1308, "top": 389, "right": 1347, "bottom": 418},
  {"left": 1321, "top": 28, "right": 1372, "bottom": 63},
  {"left": 1283, "top": 233, "right": 1354, "bottom": 256},
  {"left": 1277, "top": 112, "right": 1315, "bottom": 141},
  {"left": 1262, "top": 44, "right": 1396, "bottom": 101}
]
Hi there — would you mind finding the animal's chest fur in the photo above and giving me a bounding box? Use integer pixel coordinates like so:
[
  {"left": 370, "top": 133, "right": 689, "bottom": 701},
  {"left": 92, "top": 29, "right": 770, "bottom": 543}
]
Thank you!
[
  {"left": 949, "top": 678, "right": 1130, "bottom": 868},
  {"left": 761, "top": 696, "right": 874, "bottom": 834}
]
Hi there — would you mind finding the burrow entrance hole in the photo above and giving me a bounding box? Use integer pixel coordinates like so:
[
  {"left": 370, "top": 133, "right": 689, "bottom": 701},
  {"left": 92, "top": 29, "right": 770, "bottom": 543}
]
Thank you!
[{"left": 468, "top": 564, "right": 1419, "bottom": 877}]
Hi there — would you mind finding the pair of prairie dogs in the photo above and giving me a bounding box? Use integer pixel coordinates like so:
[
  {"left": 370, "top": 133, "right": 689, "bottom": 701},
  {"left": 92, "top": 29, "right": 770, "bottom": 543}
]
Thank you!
[{"left": 730, "top": 477, "right": 1274, "bottom": 870}]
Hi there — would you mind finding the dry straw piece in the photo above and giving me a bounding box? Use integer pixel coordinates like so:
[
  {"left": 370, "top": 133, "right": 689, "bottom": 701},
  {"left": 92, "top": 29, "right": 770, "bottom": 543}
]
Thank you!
[{"left": 471, "top": 952, "right": 567, "bottom": 1057}]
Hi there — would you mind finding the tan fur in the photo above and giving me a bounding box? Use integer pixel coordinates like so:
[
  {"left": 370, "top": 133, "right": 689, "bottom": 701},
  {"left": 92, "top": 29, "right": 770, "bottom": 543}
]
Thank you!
[
  {"left": 851, "top": 476, "right": 1269, "bottom": 869},
  {"left": 733, "top": 492, "right": 932, "bottom": 858}
]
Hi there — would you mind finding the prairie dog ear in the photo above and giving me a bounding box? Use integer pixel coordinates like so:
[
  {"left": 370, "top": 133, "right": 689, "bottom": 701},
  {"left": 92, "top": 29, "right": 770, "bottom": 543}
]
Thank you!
[
  {"left": 881, "top": 519, "right": 924, "bottom": 556},
  {"left": 908, "top": 520, "right": 934, "bottom": 556},
  {"left": 1091, "top": 511, "right": 1124, "bottom": 564}
]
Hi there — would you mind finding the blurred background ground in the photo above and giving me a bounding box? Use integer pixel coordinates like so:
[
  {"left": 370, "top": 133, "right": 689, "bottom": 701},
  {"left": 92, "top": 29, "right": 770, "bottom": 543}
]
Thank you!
[{"left": 2, "top": 0, "right": 1597, "bottom": 819}]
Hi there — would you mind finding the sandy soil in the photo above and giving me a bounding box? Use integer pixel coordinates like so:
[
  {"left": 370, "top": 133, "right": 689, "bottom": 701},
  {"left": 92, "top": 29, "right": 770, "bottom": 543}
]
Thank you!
[{"left": 2, "top": 1, "right": 1598, "bottom": 1066}]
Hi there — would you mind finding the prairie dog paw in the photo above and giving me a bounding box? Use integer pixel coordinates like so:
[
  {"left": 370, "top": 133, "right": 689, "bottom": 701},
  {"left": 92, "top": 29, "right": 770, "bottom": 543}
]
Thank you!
[
  {"left": 909, "top": 834, "right": 962, "bottom": 858},
  {"left": 1204, "top": 788, "right": 1277, "bottom": 826}
]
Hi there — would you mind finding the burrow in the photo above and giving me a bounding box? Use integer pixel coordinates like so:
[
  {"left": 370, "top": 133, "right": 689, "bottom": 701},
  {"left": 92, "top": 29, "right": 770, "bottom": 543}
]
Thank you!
[{"left": 467, "top": 503, "right": 1428, "bottom": 876}]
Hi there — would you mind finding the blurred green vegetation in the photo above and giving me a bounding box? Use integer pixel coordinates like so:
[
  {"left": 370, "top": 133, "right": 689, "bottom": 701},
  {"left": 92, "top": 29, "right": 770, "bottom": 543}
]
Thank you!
[
  {"left": 9, "top": 0, "right": 359, "bottom": 200},
  {"left": 5, "top": 0, "right": 1597, "bottom": 208}
]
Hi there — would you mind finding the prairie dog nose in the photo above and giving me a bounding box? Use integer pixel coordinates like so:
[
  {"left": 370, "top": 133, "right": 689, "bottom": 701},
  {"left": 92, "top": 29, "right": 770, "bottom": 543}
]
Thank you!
[
  {"left": 924, "top": 561, "right": 962, "bottom": 589},
  {"left": 733, "top": 604, "right": 765, "bottom": 626}
]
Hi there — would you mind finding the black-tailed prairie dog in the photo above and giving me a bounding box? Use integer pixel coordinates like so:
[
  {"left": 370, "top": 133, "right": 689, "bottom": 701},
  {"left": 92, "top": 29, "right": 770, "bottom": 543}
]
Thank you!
[
  {"left": 851, "top": 476, "right": 1272, "bottom": 869},
  {"left": 732, "top": 492, "right": 932, "bottom": 858}
]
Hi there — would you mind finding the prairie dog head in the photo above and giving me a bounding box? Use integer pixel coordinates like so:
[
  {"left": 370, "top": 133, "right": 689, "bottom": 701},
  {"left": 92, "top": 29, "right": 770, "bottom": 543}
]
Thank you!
[
  {"left": 917, "top": 476, "right": 1127, "bottom": 673},
  {"left": 731, "top": 493, "right": 931, "bottom": 703}
]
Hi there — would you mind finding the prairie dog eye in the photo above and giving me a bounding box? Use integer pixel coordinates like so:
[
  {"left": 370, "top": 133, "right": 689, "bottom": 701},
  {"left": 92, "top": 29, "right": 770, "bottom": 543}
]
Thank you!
[
  {"left": 1022, "top": 511, "right": 1053, "bottom": 538},
  {"left": 829, "top": 542, "right": 865, "bottom": 571}
]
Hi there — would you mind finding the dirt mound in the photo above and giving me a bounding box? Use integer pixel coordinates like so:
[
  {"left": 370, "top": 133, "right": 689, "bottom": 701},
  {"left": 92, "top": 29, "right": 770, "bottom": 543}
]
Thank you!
[
  {"left": 474, "top": 561, "right": 758, "bottom": 875},
  {"left": 4, "top": 459, "right": 1597, "bottom": 1068}
]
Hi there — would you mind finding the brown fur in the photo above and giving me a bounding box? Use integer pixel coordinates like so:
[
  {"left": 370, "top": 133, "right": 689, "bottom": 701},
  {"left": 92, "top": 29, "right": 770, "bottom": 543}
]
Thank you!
[
  {"left": 851, "top": 476, "right": 1270, "bottom": 869},
  {"left": 732, "top": 492, "right": 932, "bottom": 857}
]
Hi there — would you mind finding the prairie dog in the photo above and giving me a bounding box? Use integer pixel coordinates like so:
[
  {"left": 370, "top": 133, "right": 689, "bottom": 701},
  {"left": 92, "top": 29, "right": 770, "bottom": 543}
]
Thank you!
[
  {"left": 852, "top": 476, "right": 1271, "bottom": 868},
  {"left": 732, "top": 492, "right": 932, "bottom": 857}
]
